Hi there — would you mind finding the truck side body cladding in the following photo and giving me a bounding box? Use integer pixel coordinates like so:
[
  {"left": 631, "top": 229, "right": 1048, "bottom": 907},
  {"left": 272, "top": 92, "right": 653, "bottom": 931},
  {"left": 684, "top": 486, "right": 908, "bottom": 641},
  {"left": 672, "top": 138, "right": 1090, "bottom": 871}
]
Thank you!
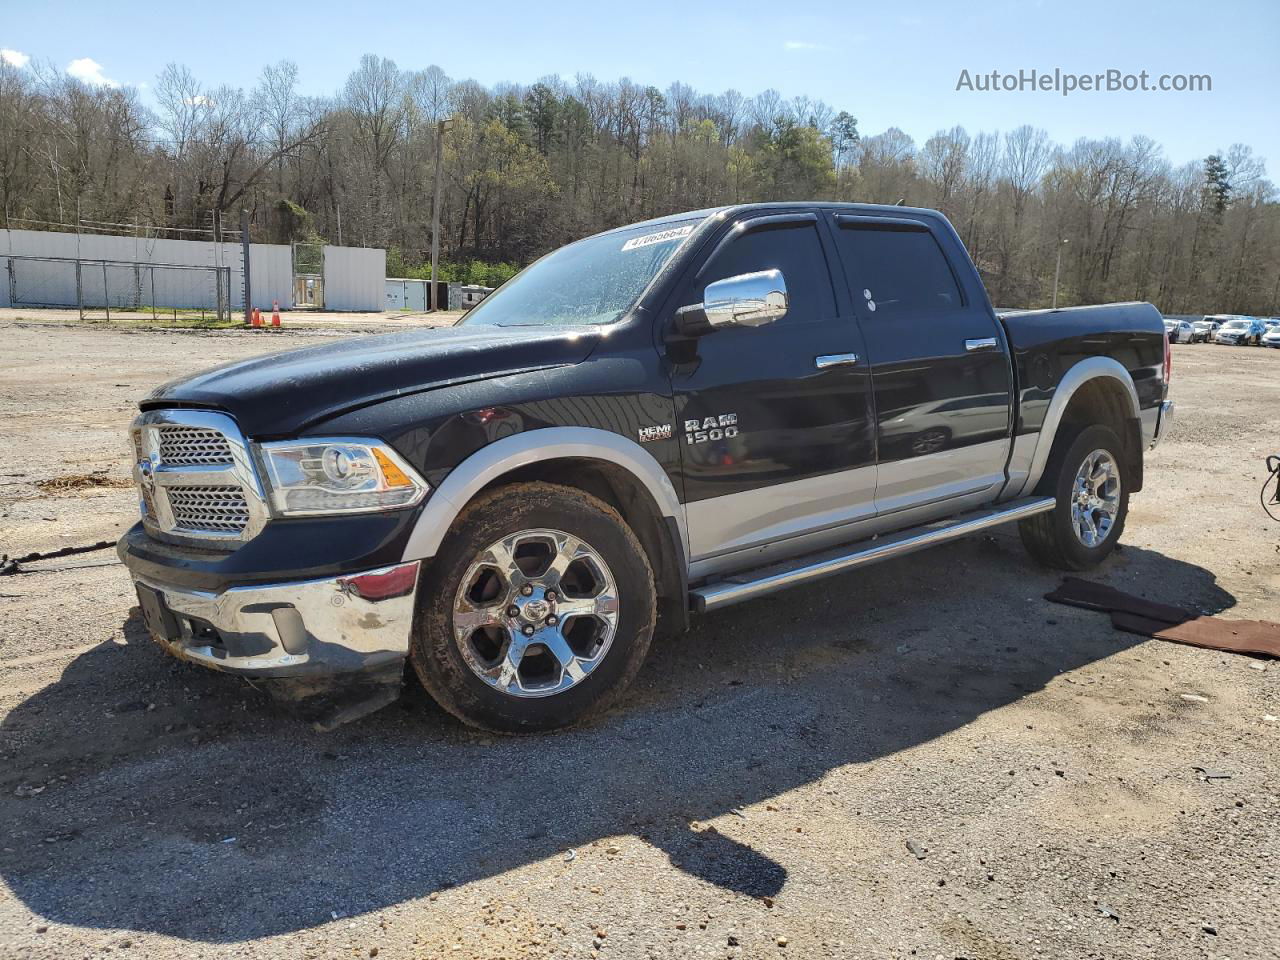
[{"left": 398, "top": 426, "right": 687, "bottom": 564}]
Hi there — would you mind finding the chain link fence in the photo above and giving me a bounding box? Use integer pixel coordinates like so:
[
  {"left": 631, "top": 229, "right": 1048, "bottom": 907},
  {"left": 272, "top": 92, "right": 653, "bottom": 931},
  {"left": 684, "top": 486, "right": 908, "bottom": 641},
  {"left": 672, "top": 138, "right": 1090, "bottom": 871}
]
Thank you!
[{"left": 4, "top": 255, "right": 232, "bottom": 321}]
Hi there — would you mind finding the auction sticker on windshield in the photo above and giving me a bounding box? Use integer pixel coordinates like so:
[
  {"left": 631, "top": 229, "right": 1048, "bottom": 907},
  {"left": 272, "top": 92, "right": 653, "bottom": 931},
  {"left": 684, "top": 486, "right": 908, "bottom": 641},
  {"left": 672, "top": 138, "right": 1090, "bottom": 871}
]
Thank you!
[{"left": 621, "top": 224, "right": 695, "bottom": 251}]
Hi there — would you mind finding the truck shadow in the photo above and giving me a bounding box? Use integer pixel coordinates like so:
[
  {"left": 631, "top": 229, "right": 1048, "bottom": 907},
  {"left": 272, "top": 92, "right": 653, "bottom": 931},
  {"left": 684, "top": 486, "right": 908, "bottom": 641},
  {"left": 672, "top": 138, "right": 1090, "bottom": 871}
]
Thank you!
[{"left": 0, "top": 538, "right": 1235, "bottom": 942}]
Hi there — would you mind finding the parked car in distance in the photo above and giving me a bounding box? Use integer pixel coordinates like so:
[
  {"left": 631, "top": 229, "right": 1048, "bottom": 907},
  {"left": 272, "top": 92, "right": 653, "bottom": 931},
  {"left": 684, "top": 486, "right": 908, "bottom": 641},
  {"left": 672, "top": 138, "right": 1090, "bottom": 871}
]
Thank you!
[
  {"left": 1215, "top": 316, "right": 1265, "bottom": 345},
  {"left": 1262, "top": 325, "right": 1280, "bottom": 348},
  {"left": 1163, "top": 317, "right": 1195, "bottom": 343},
  {"left": 1191, "top": 316, "right": 1222, "bottom": 343}
]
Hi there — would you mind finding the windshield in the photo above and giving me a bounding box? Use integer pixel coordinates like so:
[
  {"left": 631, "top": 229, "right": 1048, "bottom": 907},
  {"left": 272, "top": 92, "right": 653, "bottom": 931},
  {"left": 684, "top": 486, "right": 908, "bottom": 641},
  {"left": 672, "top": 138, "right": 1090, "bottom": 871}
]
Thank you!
[
  {"left": 1223, "top": 320, "right": 1248, "bottom": 329},
  {"left": 461, "top": 219, "right": 703, "bottom": 328}
]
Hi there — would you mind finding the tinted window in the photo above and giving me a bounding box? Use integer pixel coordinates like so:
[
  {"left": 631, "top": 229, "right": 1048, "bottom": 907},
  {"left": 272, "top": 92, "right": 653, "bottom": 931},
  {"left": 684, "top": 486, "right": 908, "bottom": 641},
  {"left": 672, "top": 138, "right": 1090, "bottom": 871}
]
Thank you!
[
  {"left": 834, "top": 225, "right": 963, "bottom": 318},
  {"left": 700, "top": 223, "right": 836, "bottom": 323}
]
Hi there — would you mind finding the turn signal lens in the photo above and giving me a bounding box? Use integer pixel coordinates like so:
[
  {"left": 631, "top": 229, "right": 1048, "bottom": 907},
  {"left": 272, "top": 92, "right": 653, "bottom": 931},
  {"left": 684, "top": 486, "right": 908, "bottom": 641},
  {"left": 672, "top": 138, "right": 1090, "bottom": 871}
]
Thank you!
[{"left": 371, "top": 447, "right": 414, "bottom": 488}]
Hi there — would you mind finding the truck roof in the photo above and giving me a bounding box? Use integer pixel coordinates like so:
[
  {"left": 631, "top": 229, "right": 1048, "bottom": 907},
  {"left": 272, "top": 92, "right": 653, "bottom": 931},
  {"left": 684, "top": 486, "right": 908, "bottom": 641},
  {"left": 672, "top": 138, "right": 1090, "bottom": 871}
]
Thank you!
[{"left": 595, "top": 201, "right": 945, "bottom": 237}]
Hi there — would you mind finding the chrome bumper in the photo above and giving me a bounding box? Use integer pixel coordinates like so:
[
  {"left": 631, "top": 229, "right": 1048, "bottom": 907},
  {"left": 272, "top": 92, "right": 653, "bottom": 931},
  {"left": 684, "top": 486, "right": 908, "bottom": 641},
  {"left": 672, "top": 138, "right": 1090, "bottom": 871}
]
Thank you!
[
  {"left": 129, "top": 561, "right": 420, "bottom": 677},
  {"left": 1150, "top": 399, "right": 1175, "bottom": 449}
]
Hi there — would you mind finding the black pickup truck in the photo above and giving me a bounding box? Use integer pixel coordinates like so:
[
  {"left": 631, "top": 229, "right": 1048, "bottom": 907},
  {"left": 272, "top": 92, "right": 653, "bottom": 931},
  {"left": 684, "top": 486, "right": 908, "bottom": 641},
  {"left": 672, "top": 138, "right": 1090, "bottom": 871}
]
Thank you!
[{"left": 118, "top": 202, "right": 1174, "bottom": 731}]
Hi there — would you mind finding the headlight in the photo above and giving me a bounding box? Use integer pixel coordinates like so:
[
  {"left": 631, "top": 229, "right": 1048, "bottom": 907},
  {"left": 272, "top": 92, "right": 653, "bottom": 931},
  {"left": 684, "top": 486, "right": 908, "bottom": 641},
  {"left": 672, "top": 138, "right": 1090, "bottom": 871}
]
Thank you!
[{"left": 257, "top": 439, "right": 428, "bottom": 516}]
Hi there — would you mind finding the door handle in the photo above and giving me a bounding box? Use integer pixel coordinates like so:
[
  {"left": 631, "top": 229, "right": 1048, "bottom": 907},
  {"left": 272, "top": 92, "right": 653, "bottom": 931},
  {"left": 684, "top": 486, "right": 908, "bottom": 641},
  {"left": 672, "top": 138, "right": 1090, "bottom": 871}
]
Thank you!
[
  {"left": 965, "top": 337, "right": 998, "bottom": 352},
  {"left": 815, "top": 353, "right": 860, "bottom": 369}
]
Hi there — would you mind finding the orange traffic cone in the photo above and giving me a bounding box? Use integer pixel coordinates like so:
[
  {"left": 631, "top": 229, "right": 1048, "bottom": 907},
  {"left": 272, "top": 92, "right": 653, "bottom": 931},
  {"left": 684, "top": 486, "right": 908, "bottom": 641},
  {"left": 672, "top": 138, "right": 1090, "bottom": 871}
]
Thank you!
[
  {"left": 271, "top": 300, "right": 281, "bottom": 327},
  {"left": 251, "top": 307, "right": 262, "bottom": 327}
]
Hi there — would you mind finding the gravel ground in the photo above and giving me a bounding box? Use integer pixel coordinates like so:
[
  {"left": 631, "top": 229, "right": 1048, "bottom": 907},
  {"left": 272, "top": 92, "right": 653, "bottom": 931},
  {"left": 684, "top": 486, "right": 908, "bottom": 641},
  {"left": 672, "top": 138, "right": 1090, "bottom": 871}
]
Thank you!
[{"left": 0, "top": 322, "right": 1276, "bottom": 960}]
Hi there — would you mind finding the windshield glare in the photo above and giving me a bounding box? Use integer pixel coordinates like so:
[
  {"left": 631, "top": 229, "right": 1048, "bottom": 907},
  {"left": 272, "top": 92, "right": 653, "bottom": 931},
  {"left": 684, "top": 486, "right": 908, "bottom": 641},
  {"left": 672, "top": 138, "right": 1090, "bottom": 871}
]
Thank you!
[
  {"left": 461, "top": 219, "right": 703, "bottom": 328},
  {"left": 1223, "top": 320, "right": 1248, "bottom": 329}
]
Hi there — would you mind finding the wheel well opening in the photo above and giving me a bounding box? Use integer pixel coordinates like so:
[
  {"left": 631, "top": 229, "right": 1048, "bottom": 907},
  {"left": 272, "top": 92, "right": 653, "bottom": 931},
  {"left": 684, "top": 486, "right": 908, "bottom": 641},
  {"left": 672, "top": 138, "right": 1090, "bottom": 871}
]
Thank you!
[
  {"left": 474, "top": 458, "right": 688, "bottom": 636},
  {"left": 1057, "top": 377, "right": 1143, "bottom": 492}
]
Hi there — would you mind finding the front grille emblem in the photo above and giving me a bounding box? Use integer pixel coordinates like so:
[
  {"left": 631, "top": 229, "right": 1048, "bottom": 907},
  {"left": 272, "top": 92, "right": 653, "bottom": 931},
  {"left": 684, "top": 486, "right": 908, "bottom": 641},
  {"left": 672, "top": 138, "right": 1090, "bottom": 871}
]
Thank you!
[{"left": 138, "top": 457, "right": 156, "bottom": 494}]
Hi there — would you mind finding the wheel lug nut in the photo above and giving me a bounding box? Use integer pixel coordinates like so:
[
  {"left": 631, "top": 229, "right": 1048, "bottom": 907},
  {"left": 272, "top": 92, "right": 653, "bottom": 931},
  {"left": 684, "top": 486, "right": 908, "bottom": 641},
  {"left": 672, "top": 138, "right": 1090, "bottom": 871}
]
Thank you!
[
  {"left": 545, "top": 591, "right": 557, "bottom": 602},
  {"left": 507, "top": 606, "right": 520, "bottom": 618},
  {"left": 522, "top": 625, "right": 535, "bottom": 637},
  {"left": 520, "top": 585, "right": 533, "bottom": 597},
  {"left": 546, "top": 615, "right": 558, "bottom": 626}
]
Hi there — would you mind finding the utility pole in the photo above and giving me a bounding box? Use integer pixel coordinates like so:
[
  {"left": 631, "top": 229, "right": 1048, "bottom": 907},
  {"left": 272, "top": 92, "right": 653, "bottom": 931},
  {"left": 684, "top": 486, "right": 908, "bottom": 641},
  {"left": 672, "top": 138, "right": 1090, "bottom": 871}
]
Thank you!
[
  {"left": 429, "top": 117, "right": 453, "bottom": 312},
  {"left": 241, "top": 209, "right": 252, "bottom": 325},
  {"left": 336, "top": 204, "right": 343, "bottom": 247},
  {"left": 1052, "top": 238, "right": 1069, "bottom": 310}
]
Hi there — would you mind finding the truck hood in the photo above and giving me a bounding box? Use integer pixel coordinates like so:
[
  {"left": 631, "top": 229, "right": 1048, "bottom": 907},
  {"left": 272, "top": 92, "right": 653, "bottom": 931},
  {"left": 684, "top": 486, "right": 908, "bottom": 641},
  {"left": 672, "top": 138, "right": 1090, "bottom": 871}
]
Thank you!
[{"left": 142, "top": 324, "right": 602, "bottom": 437}]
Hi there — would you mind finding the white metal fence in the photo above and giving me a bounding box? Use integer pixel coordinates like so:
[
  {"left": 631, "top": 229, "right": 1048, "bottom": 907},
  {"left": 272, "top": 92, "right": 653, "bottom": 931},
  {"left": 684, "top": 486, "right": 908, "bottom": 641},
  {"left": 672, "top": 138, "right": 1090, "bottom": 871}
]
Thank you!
[
  {"left": 6, "top": 254, "right": 232, "bottom": 320},
  {"left": 0, "top": 229, "right": 386, "bottom": 313}
]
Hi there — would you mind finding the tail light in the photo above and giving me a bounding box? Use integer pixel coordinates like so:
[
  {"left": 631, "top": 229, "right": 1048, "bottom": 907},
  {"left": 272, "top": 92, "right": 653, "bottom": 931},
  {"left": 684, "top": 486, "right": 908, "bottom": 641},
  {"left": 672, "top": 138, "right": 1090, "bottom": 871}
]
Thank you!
[{"left": 1162, "top": 332, "right": 1172, "bottom": 385}]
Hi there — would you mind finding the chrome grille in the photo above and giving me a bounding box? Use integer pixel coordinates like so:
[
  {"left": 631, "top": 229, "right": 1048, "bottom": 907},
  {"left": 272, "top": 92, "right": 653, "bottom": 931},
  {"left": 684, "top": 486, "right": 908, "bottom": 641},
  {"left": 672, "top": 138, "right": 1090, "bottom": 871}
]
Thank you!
[
  {"left": 131, "top": 410, "right": 266, "bottom": 547},
  {"left": 167, "top": 485, "right": 251, "bottom": 533},
  {"left": 158, "top": 426, "right": 234, "bottom": 466}
]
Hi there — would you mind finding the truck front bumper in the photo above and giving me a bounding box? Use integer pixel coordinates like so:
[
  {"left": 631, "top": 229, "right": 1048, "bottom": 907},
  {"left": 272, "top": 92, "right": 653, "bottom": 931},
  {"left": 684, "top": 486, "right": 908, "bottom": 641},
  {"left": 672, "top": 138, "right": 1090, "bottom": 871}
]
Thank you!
[{"left": 123, "top": 554, "right": 420, "bottom": 679}]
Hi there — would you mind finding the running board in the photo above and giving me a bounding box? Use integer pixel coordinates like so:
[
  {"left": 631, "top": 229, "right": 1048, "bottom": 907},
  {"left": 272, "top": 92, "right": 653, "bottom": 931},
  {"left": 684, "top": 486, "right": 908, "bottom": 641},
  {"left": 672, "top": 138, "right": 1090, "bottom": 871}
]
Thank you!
[{"left": 689, "top": 496, "right": 1056, "bottom": 613}]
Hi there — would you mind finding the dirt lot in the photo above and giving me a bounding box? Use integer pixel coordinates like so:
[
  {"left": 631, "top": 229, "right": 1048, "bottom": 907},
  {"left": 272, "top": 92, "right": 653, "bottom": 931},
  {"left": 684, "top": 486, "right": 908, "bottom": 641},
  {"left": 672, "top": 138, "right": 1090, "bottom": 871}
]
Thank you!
[{"left": 1, "top": 320, "right": 1277, "bottom": 960}]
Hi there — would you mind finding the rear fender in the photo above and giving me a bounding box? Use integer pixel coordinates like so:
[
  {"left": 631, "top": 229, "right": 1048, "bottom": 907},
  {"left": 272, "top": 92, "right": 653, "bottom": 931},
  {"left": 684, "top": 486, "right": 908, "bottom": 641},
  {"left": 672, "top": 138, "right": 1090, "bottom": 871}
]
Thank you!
[{"left": 1007, "top": 357, "right": 1140, "bottom": 498}]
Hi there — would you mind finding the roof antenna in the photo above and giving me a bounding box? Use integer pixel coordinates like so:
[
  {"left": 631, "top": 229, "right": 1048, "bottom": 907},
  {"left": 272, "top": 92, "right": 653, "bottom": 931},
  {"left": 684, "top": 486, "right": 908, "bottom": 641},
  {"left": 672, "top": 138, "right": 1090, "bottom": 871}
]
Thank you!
[{"left": 894, "top": 197, "right": 905, "bottom": 206}]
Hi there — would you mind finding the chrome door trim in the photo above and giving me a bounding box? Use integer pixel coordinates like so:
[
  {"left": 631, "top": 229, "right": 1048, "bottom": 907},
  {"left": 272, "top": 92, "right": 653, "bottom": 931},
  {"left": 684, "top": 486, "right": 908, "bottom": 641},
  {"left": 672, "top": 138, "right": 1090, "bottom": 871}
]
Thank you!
[
  {"left": 814, "top": 353, "right": 860, "bottom": 369},
  {"left": 873, "top": 439, "right": 1008, "bottom": 515},
  {"left": 685, "top": 463, "right": 878, "bottom": 563}
]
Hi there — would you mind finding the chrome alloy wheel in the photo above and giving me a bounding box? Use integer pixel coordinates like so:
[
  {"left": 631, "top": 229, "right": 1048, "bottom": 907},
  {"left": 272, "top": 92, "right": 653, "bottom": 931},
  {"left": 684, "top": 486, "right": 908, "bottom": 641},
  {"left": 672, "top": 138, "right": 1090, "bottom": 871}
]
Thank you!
[
  {"left": 1070, "top": 449, "right": 1121, "bottom": 548},
  {"left": 453, "top": 528, "right": 620, "bottom": 698}
]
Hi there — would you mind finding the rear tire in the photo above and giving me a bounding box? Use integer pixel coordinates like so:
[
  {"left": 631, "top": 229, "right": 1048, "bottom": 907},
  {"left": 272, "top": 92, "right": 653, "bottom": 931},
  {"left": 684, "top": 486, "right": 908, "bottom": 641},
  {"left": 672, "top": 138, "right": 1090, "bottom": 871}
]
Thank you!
[
  {"left": 1019, "top": 424, "right": 1130, "bottom": 570},
  {"left": 410, "top": 481, "right": 656, "bottom": 733}
]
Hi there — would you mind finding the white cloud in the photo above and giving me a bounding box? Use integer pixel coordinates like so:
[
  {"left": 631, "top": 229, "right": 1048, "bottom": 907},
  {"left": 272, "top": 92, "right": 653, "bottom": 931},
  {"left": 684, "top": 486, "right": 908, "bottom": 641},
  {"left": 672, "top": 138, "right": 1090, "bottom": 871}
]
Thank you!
[
  {"left": 783, "top": 40, "right": 829, "bottom": 51},
  {"left": 66, "top": 57, "right": 118, "bottom": 87},
  {"left": 1, "top": 48, "right": 30, "bottom": 68}
]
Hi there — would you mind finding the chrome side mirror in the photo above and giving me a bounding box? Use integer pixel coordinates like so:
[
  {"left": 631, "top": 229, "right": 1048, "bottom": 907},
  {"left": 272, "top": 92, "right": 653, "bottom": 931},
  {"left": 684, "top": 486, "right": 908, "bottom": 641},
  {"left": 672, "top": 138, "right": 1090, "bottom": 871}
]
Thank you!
[{"left": 674, "top": 269, "right": 788, "bottom": 336}]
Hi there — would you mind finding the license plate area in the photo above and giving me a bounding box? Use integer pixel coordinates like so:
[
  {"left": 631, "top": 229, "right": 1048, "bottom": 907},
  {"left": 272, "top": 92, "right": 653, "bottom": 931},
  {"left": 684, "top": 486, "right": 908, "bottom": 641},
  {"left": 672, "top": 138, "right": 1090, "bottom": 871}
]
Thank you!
[{"left": 136, "top": 584, "right": 180, "bottom": 642}]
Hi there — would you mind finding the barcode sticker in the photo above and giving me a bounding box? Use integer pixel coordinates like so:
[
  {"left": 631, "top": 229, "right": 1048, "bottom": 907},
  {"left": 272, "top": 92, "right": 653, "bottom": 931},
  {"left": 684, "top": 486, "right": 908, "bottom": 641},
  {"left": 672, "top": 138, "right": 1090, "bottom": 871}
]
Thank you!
[{"left": 621, "top": 224, "right": 695, "bottom": 252}]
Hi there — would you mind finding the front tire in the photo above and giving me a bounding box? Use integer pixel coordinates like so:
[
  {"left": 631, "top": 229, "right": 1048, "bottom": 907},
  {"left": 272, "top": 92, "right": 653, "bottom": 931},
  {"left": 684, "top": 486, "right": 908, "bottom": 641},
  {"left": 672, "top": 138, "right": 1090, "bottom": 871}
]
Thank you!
[
  {"left": 1019, "top": 424, "right": 1130, "bottom": 570},
  {"left": 410, "top": 482, "right": 656, "bottom": 733}
]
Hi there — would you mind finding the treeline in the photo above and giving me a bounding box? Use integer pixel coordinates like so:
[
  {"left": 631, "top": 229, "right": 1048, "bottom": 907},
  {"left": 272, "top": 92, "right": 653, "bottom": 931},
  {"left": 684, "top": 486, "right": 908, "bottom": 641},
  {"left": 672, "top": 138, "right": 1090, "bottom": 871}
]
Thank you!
[{"left": 1, "top": 55, "right": 1276, "bottom": 314}]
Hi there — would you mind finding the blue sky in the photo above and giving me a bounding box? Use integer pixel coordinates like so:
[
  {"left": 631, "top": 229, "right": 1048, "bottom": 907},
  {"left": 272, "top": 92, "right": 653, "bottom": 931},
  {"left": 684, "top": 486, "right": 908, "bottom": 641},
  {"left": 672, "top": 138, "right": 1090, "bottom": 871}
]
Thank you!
[{"left": 4, "top": 0, "right": 1277, "bottom": 170}]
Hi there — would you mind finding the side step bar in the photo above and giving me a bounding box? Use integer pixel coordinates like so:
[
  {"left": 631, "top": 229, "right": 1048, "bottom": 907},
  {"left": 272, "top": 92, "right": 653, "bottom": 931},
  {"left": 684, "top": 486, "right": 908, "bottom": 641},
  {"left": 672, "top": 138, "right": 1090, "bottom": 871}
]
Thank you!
[{"left": 689, "top": 496, "right": 1056, "bottom": 613}]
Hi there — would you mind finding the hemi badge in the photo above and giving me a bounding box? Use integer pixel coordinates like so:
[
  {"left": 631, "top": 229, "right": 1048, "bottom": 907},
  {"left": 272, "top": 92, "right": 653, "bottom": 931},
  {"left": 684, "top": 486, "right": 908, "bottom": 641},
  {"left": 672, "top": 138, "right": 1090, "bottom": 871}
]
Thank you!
[{"left": 638, "top": 424, "right": 672, "bottom": 443}]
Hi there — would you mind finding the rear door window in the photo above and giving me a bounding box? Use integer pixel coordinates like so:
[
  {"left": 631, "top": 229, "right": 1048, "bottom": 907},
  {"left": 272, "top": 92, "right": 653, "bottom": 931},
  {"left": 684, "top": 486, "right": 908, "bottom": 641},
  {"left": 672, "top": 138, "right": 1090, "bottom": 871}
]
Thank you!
[{"left": 834, "top": 223, "right": 963, "bottom": 318}]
